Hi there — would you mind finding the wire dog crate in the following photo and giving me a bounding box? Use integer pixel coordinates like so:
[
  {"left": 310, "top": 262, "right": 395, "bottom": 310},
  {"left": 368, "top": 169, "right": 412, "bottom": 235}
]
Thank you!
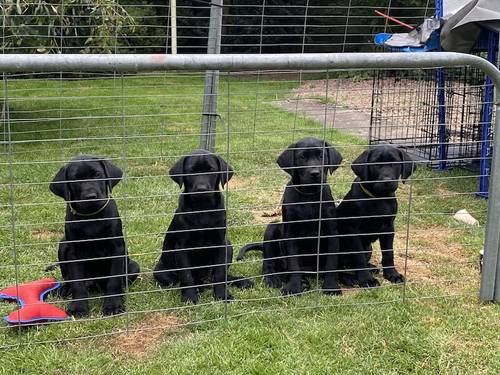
[{"left": 370, "top": 59, "right": 489, "bottom": 166}]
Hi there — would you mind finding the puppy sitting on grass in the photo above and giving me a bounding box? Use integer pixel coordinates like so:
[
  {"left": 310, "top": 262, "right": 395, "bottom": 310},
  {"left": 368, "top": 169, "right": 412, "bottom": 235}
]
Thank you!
[
  {"left": 237, "top": 137, "right": 343, "bottom": 296},
  {"left": 154, "top": 150, "right": 253, "bottom": 304},
  {"left": 50, "top": 155, "right": 140, "bottom": 316},
  {"left": 337, "top": 146, "right": 415, "bottom": 287}
]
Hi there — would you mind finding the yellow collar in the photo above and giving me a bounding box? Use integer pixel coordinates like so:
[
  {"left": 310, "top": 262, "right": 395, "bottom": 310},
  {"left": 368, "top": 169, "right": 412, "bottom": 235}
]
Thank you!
[{"left": 360, "top": 183, "right": 377, "bottom": 198}]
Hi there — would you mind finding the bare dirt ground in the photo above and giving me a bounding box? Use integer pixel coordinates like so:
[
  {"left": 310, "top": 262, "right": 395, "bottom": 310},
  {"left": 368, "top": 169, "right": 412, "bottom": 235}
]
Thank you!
[
  {"left": 272, "top": 78, "right": 375, "bottom": 138},
  {"left": 393, "top": 225, "right": 477, "bottom": 292},
  {"left": 292, "top": 79, "right": 375, "bottom": 110},
  {"left": 31, "top": 229, "right": 60, "bottom": 240},
  {"left": 100, "top": 313, "right": 184, "bottom": 359},
  {"left": 273, "top": 99, "right": 372, "bottom": 139}
]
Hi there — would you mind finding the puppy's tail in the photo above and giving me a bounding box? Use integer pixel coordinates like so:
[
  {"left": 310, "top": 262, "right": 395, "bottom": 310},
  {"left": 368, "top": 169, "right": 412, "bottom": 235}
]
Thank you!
[
  {"left": 44, "top": 262, "right": 59, "bottom": 272},
  {"left": 237, "top": 242, "right": 264, "bottom": 261}
]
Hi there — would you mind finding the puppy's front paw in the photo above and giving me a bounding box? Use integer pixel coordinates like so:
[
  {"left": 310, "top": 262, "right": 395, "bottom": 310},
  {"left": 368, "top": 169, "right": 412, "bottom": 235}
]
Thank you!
[
  {"left": 339, "top": 273, "right": 357, "bottom": 287},
  {"left": 102, "top": 297, "right": 125, "bottom": 315},
  {"left": 383, "top": 268, "right": 405, "bottom": 284},
  {"left": 153, "top": 269, "right": 177, "bottom": 287},
  {"left": 323, "top": 282, "right": 342, "bottom": 296},
  {"left": 57, "top": 284, "right": 71, "bottom": 298},
  {"left": 357, "top": 270, "right": 380, "bottom": 288},
  {"left": 181, "top": 288, "right": 199, "bottom": 304},
  {"left": 367, "top": 262, "right": 380, "bottom": 274},
  {"left": 236, "top": 278, "right": 254, "bottom": 289},
  {"left": 264, "top": 274, "right": 283, "bottom": 288},
  {"left": 358, "top": 276, "right": 380, "bottom": 288},
  {"left": 281, "top": 282, "right": 304, "bottom": 296},
  {"left": 67, "top": 300, "right": 89, "bottom": 317}
]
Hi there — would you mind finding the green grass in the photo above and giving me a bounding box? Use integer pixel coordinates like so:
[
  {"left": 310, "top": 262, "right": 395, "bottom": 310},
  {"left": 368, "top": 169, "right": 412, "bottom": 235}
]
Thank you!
[{"left": 0, "top": 72, "right": 498, "bottom": 374}]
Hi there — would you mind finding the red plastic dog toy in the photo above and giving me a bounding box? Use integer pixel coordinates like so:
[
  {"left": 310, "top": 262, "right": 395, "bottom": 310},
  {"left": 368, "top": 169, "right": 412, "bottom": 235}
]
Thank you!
[{"left": 0, "top": 278, "right": 69, "bottom": 325}]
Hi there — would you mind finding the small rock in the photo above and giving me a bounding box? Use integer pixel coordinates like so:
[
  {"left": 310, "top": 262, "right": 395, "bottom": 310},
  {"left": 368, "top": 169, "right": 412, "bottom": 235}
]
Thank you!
[{"left": 453, "top": 209, "right": 479, "bottom": 226}]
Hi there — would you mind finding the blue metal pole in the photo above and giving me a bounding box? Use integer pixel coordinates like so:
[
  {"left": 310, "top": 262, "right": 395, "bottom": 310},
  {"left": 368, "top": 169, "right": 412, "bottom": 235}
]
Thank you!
[
  {"left": 435, "top": 0, "right": 442, "bottom": 19},
  {"left": 436, "top": 69, "right": 448, "bottom": 170},
  {"left": 435, "top": 0, "right": 448, "bottom": 170},
  {"left": 477, "top": 30, "right": 499, "bottom": 198}
]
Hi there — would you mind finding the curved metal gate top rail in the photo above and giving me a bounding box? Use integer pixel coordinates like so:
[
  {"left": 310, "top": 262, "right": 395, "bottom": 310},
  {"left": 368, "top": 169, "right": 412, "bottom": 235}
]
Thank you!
[
  {"left": 0, "top": 52, "right": 498, "bottom": 85},
  {"left": 1, "top": 52, "right": 500, "bottom": 302}
]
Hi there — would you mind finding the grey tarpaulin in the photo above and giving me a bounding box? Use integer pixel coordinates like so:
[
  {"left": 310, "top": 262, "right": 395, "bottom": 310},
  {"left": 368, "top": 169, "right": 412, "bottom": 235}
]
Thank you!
[{"left": 441, "top": 0, "right": 500, "bottom": 53}]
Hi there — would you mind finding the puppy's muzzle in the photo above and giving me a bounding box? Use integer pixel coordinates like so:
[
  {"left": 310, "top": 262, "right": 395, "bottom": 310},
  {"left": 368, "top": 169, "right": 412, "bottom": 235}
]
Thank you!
[
  {"left": 309, "top": 169, "right": 321, "bottom": 180},
  {"left": 380, "top": 177, "right": 398, "bottom": 191},
  {"left": 84, "top": 192, "right": 98, "bottom": 200},
  {"left": 193, "top": 184, "right": 212, "bottom": 193}
]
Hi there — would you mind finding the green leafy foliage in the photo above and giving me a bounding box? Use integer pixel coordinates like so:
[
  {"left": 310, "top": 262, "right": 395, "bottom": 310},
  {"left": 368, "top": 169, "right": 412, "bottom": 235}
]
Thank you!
[{"left": 2, "top": 0, "right": 136, "bottom": 53}]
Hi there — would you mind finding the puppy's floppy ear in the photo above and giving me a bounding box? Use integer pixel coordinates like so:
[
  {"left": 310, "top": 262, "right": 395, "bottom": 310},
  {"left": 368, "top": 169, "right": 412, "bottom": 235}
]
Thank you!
[
  {"left": 100, "top": 159, "right": 123, "bottom": 190},
  {"left": 325, "top": 141, "right": 343, "bottom": 174},
  {"left": 351, "top": 149, "right": 371, "bottom": 181},
  {"left": 216, "top": 154, "right": 234, "bottom": 188},
  {"left": 49, "top": 165, "right": 69, "bottom": 200},
  {"left": 397, "top": 148, "right": 416, "bottom": 182},
  {"left": 277, "top": 142, "right": 297, "bottom": 175},
  {"left": 169, "top": 156, "right": 186, "bottom": 188}
]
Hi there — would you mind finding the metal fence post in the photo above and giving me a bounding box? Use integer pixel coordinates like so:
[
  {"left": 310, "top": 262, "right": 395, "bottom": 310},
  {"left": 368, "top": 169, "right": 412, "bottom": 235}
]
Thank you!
[
  {"left": 480, "top": 85, "right": 500, "bottom": 302},
  {"left": 200, "top": 0, "right": 223, "bottom": 152}
]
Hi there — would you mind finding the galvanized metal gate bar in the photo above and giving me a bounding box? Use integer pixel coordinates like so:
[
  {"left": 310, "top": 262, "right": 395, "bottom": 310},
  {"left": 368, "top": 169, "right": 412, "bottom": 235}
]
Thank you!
[{"left": 0, "top": 53, "right": 497, "bottom": 77}]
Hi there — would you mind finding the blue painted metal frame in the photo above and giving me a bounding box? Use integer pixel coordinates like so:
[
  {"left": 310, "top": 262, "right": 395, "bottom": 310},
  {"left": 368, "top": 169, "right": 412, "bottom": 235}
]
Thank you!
[
  {"left": 436, "top": 68, "right": 448, "bottom": 170},
  {"left": 477, "top": 30, "right": 499, "bottom": 198},
  {"left": 435, "top": 0, "right": 448, "bottom": 170}
]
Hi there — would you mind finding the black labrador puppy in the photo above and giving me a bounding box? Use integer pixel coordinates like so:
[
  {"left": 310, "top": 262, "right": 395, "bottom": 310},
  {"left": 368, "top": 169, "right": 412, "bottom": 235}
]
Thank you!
[
  {"left": 337, "top": 145, "right": 415, "bottom": 286},
  {"left": 153, "top": 150, "right": 253, "bottom": 304},
  {"left": 237, "top": 137, "right": 343, "bottom": 296},
  {"left": 50, "top": 155, "right": 140, "bottom": 316}
]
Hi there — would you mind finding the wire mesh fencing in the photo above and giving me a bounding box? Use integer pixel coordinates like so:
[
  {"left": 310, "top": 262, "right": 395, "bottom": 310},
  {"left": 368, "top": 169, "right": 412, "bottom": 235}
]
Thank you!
[
  {"left": 0, "top": 55, "right": 494, "bottom": 348},
  {"left": 1, "top": 0, "right": 435, "bottom": 54},
  {"left": 1, "top": 0, "right": 498, "bottom": 350}
]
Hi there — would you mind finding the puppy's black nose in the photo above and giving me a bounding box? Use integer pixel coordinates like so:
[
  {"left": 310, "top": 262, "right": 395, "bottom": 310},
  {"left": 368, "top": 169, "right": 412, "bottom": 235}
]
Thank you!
[
  {"left": 310, "top": 170, "right": 321, "bottom": 178},
  {"left": 84, "top": 192, "right": 98, "bottom": 200},
  {"left": 195, "top": 185, "right": 211, "bottom": 192}
]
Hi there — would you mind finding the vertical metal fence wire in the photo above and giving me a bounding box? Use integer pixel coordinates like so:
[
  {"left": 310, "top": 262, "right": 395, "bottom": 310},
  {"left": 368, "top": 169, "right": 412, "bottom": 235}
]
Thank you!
[{"left": 0, "top": 0, "right": 498, "bottom": 349}]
